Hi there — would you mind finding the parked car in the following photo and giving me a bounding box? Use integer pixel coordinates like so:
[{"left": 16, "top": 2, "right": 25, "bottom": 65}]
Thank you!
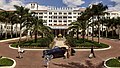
[{"left": 42, "top": 46, "right": 75, "bottom": 58}]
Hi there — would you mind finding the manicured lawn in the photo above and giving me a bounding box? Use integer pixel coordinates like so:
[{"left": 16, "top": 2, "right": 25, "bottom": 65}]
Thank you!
[
  {"left": 66, "top": 36, "right": 109, "bottom": 48},
  {"left": 106, "top": 59, "right": 120, "bottom": 67},
  {"left": 0, "top": 58, "right": 14, "bottom": 66},
  {"left": 11, "top": 35, "right": 54, "bottom": 48}
]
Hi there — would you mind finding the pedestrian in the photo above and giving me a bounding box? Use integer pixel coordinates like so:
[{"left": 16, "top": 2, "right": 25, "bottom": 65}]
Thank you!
[
  {"left": 89, "top": 45, "right": 95, "bottom": 58},
  {"left": 44, "top": 55, "right": 51, "bottom": 68},
  {"left": 18, "top": 46, "right": 22, "bottom": 58},
  {"left": 64, "top": 49, "right": 68, "bottom": 59},
  {"left": 18, "top": 46, "right": 24, "bottom": 58},
  {"left": 67, "top": 46, "right": 71, "bottom": 58}
]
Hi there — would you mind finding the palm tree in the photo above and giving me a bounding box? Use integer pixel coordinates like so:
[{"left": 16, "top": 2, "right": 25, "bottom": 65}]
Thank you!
[
  {"left": 8, "top": 12, "right": 17, "bottom": 38},
  {"left": 115, "top": 17, "right": 120, "bottom": 39},
  {"left": 14, "top": 5, "right": 30, "bottom": 43},
  {"left": 0, "top": 11, "right": 12, "bottom": 39},
  {"left": 90, "top": 3, "right": 108, "bottom": 43},
  {"left": 23, "top": 16, "right": 51, "bottom": 43},
  {"left": 68, "top": 21, "right": 81, "bottom": 40}
]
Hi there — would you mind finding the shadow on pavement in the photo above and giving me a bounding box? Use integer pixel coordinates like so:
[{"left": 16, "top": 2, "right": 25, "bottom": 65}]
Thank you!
[{"left": 53, "top": 60, "right": 104, "bottom": 68}]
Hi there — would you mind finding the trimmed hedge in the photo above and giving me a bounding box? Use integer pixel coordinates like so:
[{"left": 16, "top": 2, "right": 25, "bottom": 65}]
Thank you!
[
  {"left": 106, "top": 59, "right": 120, "bottom": 67},
  {"left": 11, "top": 34, "right": 54, "bottom": 48},
  {"left": 66, "top": 36, "right": 109, "bottom": 48},
  {"left": 0, "top": 58, "right": 14, "bottom": 66}
]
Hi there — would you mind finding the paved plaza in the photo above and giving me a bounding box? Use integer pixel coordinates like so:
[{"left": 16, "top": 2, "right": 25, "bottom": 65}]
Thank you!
[{"left": 0, "top": 37, "right": 120, "bottom": 68}]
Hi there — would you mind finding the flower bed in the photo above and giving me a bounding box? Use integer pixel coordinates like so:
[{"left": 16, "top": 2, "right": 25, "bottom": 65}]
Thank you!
[
  {"left": 0, "top": 57, "right": 16, "bottom": 68},
  {"left": 104, "top": 57, "right": 120, "bottom": 68},
  {"left": 66, "top": 36, "right": 109, "bottom": 48}
]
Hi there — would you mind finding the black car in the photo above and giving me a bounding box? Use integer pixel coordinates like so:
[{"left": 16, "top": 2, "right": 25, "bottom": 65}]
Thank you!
[{"left": 42, "top": 46, "right": 75, "bottom": 58}]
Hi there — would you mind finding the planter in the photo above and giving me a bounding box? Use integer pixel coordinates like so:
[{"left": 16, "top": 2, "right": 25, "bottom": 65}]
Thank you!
[
  {"left": 0, "top": 57, "right": 16, "bottom": 68},
  {"left": 104, "top": 57, "right": 120, "bottom": 68}
]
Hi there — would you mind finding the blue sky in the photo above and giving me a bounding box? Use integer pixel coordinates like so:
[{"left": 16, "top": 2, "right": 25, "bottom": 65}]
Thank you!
[
  {"left": 23, "top": 0, "right": 115, "bottom": 7},
  {"left": 0, "top": 0, "right": 120, "bottom": 10}
]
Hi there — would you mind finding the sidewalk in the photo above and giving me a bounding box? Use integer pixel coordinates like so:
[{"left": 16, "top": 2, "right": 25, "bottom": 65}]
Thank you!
[{"left": 0, "top": 36, "right": 26, "bottom": 42}]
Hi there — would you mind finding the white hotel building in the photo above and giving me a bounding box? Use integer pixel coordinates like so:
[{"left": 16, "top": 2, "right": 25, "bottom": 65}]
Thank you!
[
  {"left": 0, "top": 2, "right": 120, "bottom": 36},
  {"left": 25, "top": 2, "right": 85, "bottom": 36}
]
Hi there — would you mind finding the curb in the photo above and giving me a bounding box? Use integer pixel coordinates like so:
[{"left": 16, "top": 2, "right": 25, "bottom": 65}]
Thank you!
[
  {"left": 0, "top": 37, "right": 26, "bottom": 43},
  {"left": 104, "top": 57, "right": 120, "bottom": 68},
  {"left": 9, "top": 45, "right": 49, "bottom": 51},
  {"left": 0, "top": 57, "right": 16, "bottom": 68},
  {"left": 74, "top": 46, "right": 111, "bottom": 51},
  {"left": 9, "top": 44, "right": 111, "bottom": 51}
]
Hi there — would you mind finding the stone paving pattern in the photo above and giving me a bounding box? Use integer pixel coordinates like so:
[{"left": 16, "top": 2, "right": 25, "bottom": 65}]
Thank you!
[{"left": 0, "top": 37, "right": 120, "bottom": 68}]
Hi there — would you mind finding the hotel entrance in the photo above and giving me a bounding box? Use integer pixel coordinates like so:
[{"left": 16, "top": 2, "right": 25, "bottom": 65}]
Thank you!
[{"left": 53, "top": 29, "right": 68, "bottom": 37}]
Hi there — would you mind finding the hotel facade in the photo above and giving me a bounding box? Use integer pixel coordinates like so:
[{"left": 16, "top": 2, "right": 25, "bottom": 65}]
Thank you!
[
  {"left": 0, "top": 2, "right": 120, "bottom": 36},
  {"left": 25, "top": 2, "right": 86, "bottom": 36}
]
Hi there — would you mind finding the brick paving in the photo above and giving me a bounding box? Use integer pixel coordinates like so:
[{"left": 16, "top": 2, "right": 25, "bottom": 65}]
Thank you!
[{"left": 0, "top": 37, "right": 120, "bottom": 68}]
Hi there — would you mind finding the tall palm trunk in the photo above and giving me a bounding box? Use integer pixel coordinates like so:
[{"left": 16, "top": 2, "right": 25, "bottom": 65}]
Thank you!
[
  {"left": 35, "top": 30, "right": 37, "bottom": 43},
  {"left": 19, "top": 24, "right": 22, "bottom": 44},
  {"left": 26, "top": 30, "right": 29, "bottom": 41},
  {"left": 105, "top": 27, "right": 108, "bottom": 38},
  {"left": 82, "top": 30, "right": 85, "bottom": 43},
  {"left": 77, "top": 29, "right": 79, "bottom": 40},
  {"left": 98, "top": 23, "right": 100, "bottom": 44},
  {"left": 112, "top": 27, "right": 114, "bottom": 38},
  {"left": 10, "top": 22, "right": 13, "bottom": 38},
  {"left": 5, "top": 22, "right": 7, "bottom": 39},
  {"left": 15, "top": 24, "right": 18, "bottom": 37},
  {"left": 92, "top": 17, "right": 94, "bottom": 41},
  {"left": 98, "top": 16, "right": 100, "bottom": 44},
  {"left": 87, "top": 28, "right": 89, "bottom": 40},
  {"left": 102, "top": 23, "right": 104, "bottom": 37},
  {"left": 118, "top": 25, "right": 120, "bottom": 40}
]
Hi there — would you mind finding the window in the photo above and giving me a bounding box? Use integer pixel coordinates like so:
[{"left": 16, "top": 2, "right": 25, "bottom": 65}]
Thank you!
[
  {"left": 49, "top": 16, "right": 52, "bottom": 18},
  {"left": 63, "top": 16, "right": 67, "bottom": 18},
  {"left": 54, "top": 20, "right": 57, "bottom": 22},
  {"left": 49, "top": 12, "right": 52, "bottom": 15},
  {"left": 68, "top": 20, "right": 72, "bottom": 22},
  {"left": 59, "top": 12, "right": 62, "bottom": 15},
  {"left": 68, "top": 16, "right": 72, "bottom": 18},
  {"left": 39, "top": 16, "right": 43, "bottom": 18},
  {"left": 39, "top": 13, "right": 43, "bottom": 15},
  {"left": 49, "top": 20, "right": 52, "bottom": 22},
  {"left": 49, "top": 24, "right": 52, "bottom": 26},
  {"left": 73, "top": 12, "right": 76, "bottom": 14},
  {"left": 58, "top": 16, "right": 62, "bottom": 19},
  {"left": 64, "top": 13, "right": 67, "bottom": 15},
  {"left": 68, "top": 12, "right": 72, "bottom": 15},
  {"left": 59, "top": 20, "right": 62, "bottom": 22},
  {"left": 44, "top": 16, "right": 47, "bottom": 18},
  {"left": 54, "top": 12, "right": 57, "bottom": 15},
  {"left": 53, "top": 16, "right": 57, "bottom": 19},
  {"left": 73, "top": 16, "right": 76, "bottom": 18},
  {"left": 44, "top": 12, "right": 47, "bottom": 14},
  {"left": 63, "top": 20, "right": 67, "bottom": 22},
  {"left": 31, "top": 4, "right": 35, "bottom": 9}
]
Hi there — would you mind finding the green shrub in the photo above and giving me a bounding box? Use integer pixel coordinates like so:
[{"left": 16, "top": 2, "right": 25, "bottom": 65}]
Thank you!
[
  {"left": 106, "top": 59, "right": 120, "bottom": 67},
  {"left": 66, "top": 36, "right": 109, "bottom": 48},
  {"left": 11, "top": 34, "right": 54, "bottom": 48},
  {"left": 0, "top": 58, "right": 14, "bottom": 66}
]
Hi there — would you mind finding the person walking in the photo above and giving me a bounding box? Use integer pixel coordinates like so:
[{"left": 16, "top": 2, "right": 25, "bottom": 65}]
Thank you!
[
  {"left": 17, "top": 46, "right": 24, "bottom": 58},
  {"left": 18, "top": 46, "right": 22, "bottom": 58},
  {"left": 89, "top": 45, "right": 95, "bottom": 58}
]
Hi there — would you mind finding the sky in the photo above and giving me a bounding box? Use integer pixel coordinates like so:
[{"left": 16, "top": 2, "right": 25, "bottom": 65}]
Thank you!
[{"left": 0, "top": 0, "right": 120, "bottom": 10}]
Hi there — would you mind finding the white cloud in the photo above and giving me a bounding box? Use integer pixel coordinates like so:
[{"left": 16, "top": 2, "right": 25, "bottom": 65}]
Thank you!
[
  {"left": 0, "top": 0, "right": 24, "bottom": 10},
  {"left": 62, "top": 0, "right": 85, "bottom": 7},
  {"left": 109, "top": 0, "right": 120, "bottom": 10}
]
